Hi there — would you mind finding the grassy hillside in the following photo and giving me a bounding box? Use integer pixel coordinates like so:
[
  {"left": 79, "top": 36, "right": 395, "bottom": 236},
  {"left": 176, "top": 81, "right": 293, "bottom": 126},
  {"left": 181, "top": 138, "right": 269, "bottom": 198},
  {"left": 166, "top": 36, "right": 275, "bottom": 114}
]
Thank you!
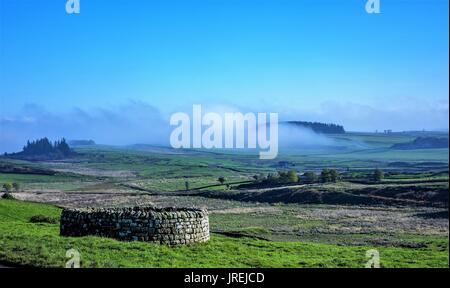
[
  {"left": 0, "top": 199, "right": 447, "bottom": 268},
  {"left": 2, "top": 131, "right": 448, "bottom": 193}
]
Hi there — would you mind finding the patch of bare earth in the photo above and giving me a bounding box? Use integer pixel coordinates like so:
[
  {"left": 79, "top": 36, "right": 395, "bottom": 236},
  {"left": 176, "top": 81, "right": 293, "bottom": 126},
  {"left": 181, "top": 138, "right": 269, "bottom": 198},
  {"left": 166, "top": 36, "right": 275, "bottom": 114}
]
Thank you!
[
  {"left": 41, "top": 162, "right": 136, "bottom": 178},
  {"left": 10, "top": 189, "right": 273, "bottom": 211},
  {"left": 12, "top": 191, "right": 154, "bottom": 208},
  {"left": 211, "top": 207, "right": 282, "bottom": 215},
  {"left": 294, "top": 205, "right": 448, "bottom": 236}
]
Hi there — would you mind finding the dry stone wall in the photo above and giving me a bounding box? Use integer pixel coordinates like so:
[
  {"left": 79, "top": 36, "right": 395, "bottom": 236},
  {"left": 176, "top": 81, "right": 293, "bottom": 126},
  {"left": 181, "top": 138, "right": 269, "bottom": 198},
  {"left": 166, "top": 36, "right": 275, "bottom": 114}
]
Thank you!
[{"left": 60, "top": 206, "right": 209, "bottom": 245}]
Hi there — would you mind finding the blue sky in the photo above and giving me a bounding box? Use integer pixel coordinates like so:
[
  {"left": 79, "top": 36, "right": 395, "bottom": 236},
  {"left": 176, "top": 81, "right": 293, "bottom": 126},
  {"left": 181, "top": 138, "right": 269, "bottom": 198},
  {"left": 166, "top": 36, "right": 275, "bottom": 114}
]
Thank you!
[{"left": 0, "top": 0, "right": 449, "bottom": 150}]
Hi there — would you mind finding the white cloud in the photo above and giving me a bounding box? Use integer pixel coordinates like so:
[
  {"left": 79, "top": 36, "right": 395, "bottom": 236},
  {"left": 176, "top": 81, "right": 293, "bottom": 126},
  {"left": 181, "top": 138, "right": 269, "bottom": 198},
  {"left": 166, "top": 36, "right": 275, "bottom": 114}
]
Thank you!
[
  {"left": 1, "top": 98, "right": 448, "bottom": 153},
  {"left": 0, "top": 101, "right": 170, "bottom": 153}
]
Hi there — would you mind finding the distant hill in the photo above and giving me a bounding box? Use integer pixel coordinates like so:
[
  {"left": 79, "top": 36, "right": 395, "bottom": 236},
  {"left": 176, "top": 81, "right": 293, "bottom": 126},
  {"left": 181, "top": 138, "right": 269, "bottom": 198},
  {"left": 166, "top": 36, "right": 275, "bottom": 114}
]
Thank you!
[
  {"left": 285, "top": 121, "right": 345, "bottom": 134},
  {"left": 68, "top": 139, "right": 96, "bottom": 146},
  {"left": 391, "top": 137, "right": 449, "bottom": 150},
  {"left": 5, "top": 138, "right": 77, "bottom": 161}
]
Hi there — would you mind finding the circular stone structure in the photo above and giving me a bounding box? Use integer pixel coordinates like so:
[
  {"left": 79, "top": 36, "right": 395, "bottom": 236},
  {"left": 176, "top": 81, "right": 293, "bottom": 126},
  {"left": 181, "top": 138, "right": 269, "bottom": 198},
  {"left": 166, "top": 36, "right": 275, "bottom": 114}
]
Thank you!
[{"left": 60, "top": 206, "right": 209, "bottom": 245}]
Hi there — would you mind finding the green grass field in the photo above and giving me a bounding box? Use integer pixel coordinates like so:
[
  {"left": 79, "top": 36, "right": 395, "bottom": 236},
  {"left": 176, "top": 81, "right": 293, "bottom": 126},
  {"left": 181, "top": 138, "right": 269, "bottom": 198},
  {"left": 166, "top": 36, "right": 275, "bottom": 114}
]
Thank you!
[
  {"left": 0, "top": 132, "right": 448, "bottom": 268},
  {"left": 0, "top": 199, "right": 448, "bottom": 268}
]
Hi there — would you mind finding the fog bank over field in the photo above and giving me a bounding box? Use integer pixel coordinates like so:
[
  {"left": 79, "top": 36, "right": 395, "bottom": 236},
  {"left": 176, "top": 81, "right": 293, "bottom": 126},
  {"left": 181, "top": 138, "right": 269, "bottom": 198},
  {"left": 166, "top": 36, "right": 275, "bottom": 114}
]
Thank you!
[
  {"left": 280, "top": 98, "right": 449, "bottom": 133},
  {"left": 0, "top": 102, "right": 170, "bottom": 153},
  {"left": 0, "top": 99, "right": 448, "bottom": 153}
]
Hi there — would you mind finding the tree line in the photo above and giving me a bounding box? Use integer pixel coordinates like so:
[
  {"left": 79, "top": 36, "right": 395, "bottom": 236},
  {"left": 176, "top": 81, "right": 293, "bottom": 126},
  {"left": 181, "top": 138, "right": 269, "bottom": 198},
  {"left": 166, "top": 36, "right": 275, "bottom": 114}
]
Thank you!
[
  {"left": 22, "top": 138, "right": 73, "bottom": 157},
  {"left": 243, "top": 168, "right": 384, "bottom": 187},
  {"left": 286, "top": 121, "right": 345, "bottom": 134}
]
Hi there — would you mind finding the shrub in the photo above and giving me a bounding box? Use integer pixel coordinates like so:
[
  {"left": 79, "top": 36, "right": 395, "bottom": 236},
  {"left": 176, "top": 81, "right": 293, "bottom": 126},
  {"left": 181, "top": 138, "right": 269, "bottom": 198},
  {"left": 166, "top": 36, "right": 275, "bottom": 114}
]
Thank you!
[
  {"left": 287, "top": 170, "right": 299, "bottom": 183},
  {"left": 2, "top": 183, "right": 12, "bottom": 193},
  {"left": 303, "top": 172, "right": 317, "bottom": 183},
  {"left": 1, "top": 193, "right": 15, "bottom": 200},
  {"left": 274, "top": 170, "right": 299, "bottom": 184},
  {"left": 29, "top": 215, "right": 58, "bottom": 224},
  {"left": 320, "top": 169, "right": 340, "bottom": 183},
  {"left": 373, "top": 169, "right": 384, "bottom": 182}
]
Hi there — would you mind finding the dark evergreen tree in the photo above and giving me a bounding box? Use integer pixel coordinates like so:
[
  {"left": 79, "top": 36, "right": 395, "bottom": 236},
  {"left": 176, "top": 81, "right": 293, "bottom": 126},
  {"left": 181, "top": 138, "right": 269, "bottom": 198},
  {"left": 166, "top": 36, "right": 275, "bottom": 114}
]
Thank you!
[
  {"left": 320, "top": 169, "right": 340, "bottom": 183},
  {"left": 20, "top": 137, "right": 74, "bottom": 158},
  {"left": 286, "top": 121, "right": 345, "bottom": 134},
  {"left": 303, "top": 172, "right": 317, "bottom": 183},
  {"left": 373, "top": 169, "right": 384, "bottom": 182}
]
